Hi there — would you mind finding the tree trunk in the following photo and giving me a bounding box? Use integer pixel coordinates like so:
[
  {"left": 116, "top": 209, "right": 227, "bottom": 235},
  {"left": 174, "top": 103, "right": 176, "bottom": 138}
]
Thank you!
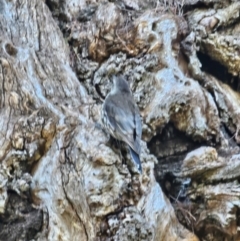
[{"left": 0, "top": 0, "right": 239, "bottom": 240}]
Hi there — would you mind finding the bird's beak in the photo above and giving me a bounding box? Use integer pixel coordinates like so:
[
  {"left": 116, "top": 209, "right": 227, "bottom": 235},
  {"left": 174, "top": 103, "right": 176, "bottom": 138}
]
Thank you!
[
  {"left": 109, "top": 74, "right": 117, "bottom": 86},
  {"left": 109, "top": 74, "right": 115, "bottom": 83}
]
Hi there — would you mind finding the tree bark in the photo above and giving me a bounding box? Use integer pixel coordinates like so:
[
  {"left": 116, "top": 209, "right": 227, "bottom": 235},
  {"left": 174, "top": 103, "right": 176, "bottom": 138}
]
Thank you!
[{"left": 0, "top": 0, "right": 239, "bottom": 241}]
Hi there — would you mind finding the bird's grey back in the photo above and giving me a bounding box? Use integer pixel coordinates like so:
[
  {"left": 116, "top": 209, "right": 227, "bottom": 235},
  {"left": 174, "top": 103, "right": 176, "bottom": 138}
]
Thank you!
[{"left": 103, "top": 79, "right": 142, "bottom": 154}]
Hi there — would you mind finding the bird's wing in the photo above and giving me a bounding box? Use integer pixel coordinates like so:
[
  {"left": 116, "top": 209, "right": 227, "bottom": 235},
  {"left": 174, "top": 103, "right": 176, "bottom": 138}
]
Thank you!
[{"left": 103, "top": 94, "right": 141, "bottom": 154}]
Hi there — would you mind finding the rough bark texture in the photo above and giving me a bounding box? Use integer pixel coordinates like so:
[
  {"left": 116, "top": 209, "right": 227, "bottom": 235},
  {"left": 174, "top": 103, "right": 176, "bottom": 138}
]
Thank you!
[{"left": 0, "top": 0, "right": 240, "bottom": 241}]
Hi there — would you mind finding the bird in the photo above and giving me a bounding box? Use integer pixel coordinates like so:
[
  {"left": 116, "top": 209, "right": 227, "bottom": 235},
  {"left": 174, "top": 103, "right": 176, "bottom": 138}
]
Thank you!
[{"left": 101, "top": 75, "right": 142, "bottom": 173}]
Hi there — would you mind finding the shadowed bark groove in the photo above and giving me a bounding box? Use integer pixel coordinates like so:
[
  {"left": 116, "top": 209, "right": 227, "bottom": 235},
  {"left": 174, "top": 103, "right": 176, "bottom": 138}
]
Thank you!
[{"left": 0, "top": 0, "right": 240, "bottom": 241}]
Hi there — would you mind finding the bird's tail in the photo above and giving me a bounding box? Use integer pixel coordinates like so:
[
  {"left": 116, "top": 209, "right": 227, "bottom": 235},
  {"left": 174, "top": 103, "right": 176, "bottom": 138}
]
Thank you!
[{"left": 129, "top": 147, "right": 142, "bottom": 174}]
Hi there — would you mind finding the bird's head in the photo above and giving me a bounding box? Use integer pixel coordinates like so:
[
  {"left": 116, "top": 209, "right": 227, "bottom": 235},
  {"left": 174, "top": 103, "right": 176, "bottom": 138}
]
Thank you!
[{"left": 111, "top": 75, "right": 131, "bottom": 94}]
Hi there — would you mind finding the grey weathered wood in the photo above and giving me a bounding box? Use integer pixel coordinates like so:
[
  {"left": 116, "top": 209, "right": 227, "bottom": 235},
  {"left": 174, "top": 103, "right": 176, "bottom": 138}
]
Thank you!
[{"left": 0, "top": 0, "right": 240, "bottom": 240}]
